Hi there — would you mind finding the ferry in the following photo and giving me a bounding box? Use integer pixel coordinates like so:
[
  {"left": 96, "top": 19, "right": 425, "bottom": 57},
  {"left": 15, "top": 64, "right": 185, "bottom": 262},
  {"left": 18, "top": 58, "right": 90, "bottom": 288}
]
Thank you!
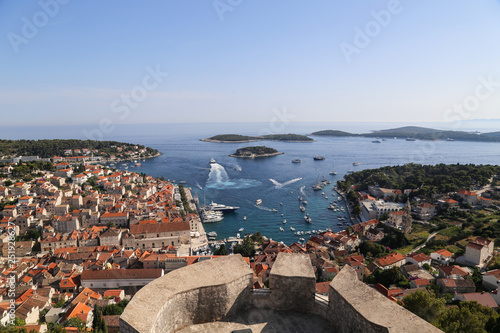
[{"left": 256, "top": 199, "right": 262, "bottom": 205}]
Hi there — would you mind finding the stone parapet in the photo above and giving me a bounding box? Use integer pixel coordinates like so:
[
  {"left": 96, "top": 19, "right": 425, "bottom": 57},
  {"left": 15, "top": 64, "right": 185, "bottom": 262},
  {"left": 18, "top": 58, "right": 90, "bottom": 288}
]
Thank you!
[
  {"left": 120, "top": 254, "right": 253, "bottom": 333},
  {"left": 269, "top": 253, "right": 316, "bottom": 313},
  {"left": 329, "top": 265, "right": 442, "bottom": 333}
]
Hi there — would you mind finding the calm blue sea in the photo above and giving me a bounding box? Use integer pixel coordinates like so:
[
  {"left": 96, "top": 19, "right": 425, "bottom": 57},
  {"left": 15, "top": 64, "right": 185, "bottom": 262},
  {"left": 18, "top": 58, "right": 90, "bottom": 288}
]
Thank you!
[{"left": 2, "top": 121, "right": 500, "bottom": 244}]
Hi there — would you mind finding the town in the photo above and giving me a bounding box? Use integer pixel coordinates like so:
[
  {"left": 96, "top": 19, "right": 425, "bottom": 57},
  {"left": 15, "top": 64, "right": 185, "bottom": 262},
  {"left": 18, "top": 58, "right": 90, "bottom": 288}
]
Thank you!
[{"left": 1, "top": 152, "right": 500, "bottom": 331}]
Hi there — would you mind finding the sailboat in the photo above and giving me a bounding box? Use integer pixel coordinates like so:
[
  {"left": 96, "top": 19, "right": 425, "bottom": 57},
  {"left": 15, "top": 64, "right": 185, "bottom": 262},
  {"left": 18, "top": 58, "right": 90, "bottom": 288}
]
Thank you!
[{"left": 329, "top": 162, "right": 338, "bottom": 175}]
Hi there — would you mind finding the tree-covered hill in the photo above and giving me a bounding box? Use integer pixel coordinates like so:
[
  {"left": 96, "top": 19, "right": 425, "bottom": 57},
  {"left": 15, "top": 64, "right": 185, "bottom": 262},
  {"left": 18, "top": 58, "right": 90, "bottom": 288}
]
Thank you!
[
  {"left": 310, "top": 130, "right": 354, "bottom": 136},
  {"left": 338, "top": 163, "right": 500, "bottom": 194},
  {"left": 202, "top": 133, "right": 313, "bottom": 142},
  {"left": 0, "top": 139, "right": 159, "bottom": 158},
  {"left": 230, "top": 146, "right": 282, "bottom": 157}
]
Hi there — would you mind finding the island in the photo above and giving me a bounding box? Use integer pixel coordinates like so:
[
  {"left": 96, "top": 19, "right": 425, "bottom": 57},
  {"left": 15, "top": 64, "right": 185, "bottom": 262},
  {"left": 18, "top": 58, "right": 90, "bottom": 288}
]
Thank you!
[
  {"left": 310, "top": 126, "right": 500, "bottom": 143},
  {"left": 229, "top": 146, "right": 284, "bottom": 158},
  {"left": 201, "top": 133, "right": 313, "bottom": 143}
]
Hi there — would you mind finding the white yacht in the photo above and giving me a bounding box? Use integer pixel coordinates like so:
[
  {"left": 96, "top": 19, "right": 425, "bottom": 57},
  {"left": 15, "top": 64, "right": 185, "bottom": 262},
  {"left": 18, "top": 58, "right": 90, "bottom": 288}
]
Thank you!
[
  {"left": 210, "top": 158, "right": 216, "bottom": 164},
  {"left": 256, "top": 199, "right": 262, "bottom": 205}
]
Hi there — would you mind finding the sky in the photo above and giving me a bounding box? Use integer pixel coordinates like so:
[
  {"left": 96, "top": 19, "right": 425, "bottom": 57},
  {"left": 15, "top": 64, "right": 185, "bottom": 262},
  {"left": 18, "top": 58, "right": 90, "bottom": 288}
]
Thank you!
[{"left": 1, "top": 0, "right": 500, "bottom": 127}]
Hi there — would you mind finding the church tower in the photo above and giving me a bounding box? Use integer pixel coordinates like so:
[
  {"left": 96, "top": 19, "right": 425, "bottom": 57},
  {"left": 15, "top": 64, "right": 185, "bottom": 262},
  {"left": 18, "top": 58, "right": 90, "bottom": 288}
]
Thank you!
[{"left": 401, "top": 198, "right": 412, "bottom": 235}]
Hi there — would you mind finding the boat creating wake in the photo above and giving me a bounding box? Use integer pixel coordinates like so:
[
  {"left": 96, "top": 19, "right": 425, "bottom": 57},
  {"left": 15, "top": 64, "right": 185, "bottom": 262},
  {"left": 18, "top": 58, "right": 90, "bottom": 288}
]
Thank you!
[
  {"left": 269, "top": 177, "right": 303, "bottom": 189},
  {"left": 205, "top": 163, "right": 260, "bottom": 189}
]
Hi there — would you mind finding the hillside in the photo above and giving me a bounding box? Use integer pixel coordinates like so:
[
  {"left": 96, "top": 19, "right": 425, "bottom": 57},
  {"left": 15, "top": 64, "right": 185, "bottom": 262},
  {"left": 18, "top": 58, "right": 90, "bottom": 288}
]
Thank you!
[
  {"left": 310, "top": 130, "right": 354, "bottom": 137},
  {"left": 0, "top": 139, "right": 160, "bottom": 159},
  {"left": 310, "top": 126, "right": 500, "bottom": 143},
  {"left": 202, "top": 133, "right": 313, "bottom": 142},
  {"left": 337, "top": 163, "right": 500, "bottom": 195}
]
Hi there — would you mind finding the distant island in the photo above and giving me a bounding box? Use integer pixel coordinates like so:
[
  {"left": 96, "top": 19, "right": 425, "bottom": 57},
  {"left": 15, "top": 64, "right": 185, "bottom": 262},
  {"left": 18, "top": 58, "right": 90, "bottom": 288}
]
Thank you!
[
  {"left": 201, "top": 133, "right": 313, "bottom": 143},
  {"left": 229, "top": 146, "right": 284, "bottom": 158},
  {"left": 311, "top": 126, "right": 500, "bottom": 143}
]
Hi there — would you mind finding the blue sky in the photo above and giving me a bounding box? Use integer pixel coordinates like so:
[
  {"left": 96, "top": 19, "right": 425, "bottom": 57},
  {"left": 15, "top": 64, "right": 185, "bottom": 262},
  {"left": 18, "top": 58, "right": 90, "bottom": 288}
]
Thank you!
[{"left": 1, "top": 0, "right": 500, "bottom": 127}]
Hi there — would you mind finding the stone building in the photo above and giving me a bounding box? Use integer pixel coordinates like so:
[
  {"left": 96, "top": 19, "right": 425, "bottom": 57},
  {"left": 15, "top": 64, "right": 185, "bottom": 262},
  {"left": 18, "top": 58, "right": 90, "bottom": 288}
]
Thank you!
[{"left": 401, "top": 198, "right": 412, "bottom": 235}]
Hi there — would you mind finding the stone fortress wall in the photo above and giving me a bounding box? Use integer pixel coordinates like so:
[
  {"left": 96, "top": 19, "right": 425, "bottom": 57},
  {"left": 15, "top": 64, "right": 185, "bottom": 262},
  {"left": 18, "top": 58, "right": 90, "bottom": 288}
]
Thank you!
[{"left": 120, "top": 253, "right": 442, "bottom": 333}]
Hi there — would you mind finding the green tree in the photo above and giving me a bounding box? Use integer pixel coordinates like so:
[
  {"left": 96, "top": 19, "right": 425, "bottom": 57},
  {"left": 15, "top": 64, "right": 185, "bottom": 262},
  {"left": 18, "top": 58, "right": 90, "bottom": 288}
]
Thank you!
[
  {"left": 101, "top": 304, "right": 123, "bottom": 316},
  {"left": 365, "top": 267, "right": 409, "bottom": 288},
  {"left": 214, "top": 244, "right": 229, "bottom": 255},
  {"left": 233, "top": 236, "right": 256, "bottom": 257},
  {"left": 63, "top": 317, "right": 86, "bottom": 330},
  {"left": 403, "top": 289, "right": 446, "bottom": 325},
  {"left": 359, "top": 241, "right": 386, "bottom": 257},
  {"left": 437, "top": 301, "right": 498, "bottom": 333}
]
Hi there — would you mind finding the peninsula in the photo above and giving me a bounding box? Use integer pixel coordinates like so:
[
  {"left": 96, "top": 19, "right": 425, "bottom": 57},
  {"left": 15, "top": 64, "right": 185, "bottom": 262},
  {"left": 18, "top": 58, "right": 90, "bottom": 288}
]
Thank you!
[
  {"left": 0, "top": 139, "right": 161, "bottom": 163},
  {"left": 311, "top": 126, "right": 500, "bottom": 143},
  {"left": 201, "top": 133, "right": 313, "bottom": 143},
  {"left": 229, "top": 146, "right": 284, "bottom": 158}
]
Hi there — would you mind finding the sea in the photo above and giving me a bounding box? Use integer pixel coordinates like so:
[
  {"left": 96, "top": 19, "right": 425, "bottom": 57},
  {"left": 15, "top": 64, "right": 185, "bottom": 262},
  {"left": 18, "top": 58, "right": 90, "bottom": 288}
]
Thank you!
[{"left": 2, "top": 121, "right": 500, "bottom": 245}]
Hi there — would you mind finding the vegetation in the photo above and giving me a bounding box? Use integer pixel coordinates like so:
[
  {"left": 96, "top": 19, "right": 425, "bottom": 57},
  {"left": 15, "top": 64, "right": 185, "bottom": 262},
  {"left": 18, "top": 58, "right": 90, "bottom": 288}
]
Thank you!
[
  {"left": 230, "top": 146, "right": 282, "bottom": 157},
  {"left": 204, "top": 133, "right": 313, "bottom": 142},
  {"left": 233, "top": 236, "right": 256, "bottom": 257},
  {"left": 365, "top": 266, "right": 409, "bottom": 288},
  {"left": 403, "top": 289, "right": 446, "bottom": 325},
  {"left": 403, "top": 289, "right": 500, "bottom": 332},
  {"left": 310, "top": 130, "right": 355, "bottom": 136},
  {"left": 178, "top": 184, "right": 195, "bottom": 214},
  {"left": 92, "top": 305, "right": 108, "bottom": 333},
  {"left": 338, "top": 163, "right": 499, "bottom": 197},
  {"left": 214, "top": 244, "right": 229, "bottom": 255},
  {"left": 0, "top": 139, "right": 159, "bottom": 158}
]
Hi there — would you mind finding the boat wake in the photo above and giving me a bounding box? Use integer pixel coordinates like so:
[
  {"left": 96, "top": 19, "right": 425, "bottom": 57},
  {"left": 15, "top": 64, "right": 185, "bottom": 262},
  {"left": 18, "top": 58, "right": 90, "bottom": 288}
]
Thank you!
[
  {"left": 228, "top": 163, "right": 242, "bottom": 172},
  {"left": 269, "top": 177, "right": 303, "bottom": 189},
  {"left": 300, "top": 185, "right": 306, "bottom": 196},
  {"left": 254, "top": 204, "right": 275, "bottom": 212},
  {"left": 206, "top": 163, "right": 260, "bottom": 190}
]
